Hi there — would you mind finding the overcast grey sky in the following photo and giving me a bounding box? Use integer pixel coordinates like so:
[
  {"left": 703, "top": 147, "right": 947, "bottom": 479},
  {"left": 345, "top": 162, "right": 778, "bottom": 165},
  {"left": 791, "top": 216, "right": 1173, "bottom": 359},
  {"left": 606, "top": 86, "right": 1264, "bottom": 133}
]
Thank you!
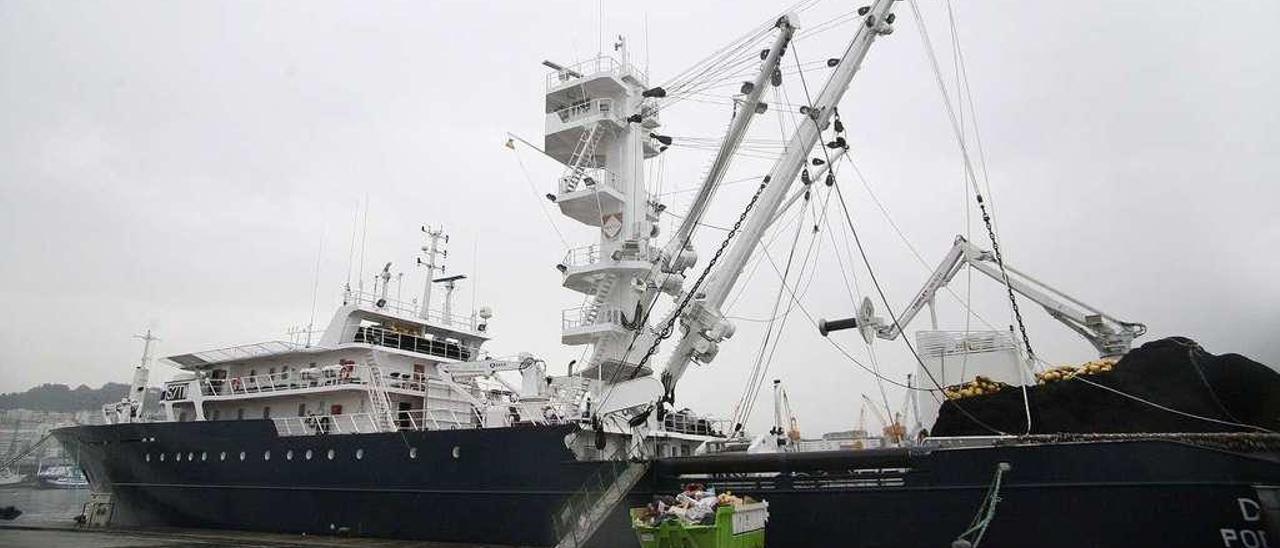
[{"left": 2, "top": 0, "right": 1277, "bottom": 435}]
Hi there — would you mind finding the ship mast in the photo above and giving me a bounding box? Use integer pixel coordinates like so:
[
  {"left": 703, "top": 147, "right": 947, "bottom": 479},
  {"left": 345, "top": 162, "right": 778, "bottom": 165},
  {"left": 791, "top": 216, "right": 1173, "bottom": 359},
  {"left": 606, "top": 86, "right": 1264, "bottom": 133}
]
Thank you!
[{"left": 657, "top": 0, "right": 898, "bottom": 398}]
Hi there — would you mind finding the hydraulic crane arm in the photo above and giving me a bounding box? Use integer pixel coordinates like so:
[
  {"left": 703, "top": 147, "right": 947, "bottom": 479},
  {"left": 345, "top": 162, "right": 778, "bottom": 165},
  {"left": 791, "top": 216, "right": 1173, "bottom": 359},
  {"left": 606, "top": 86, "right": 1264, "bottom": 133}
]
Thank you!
[
  {"left": 819, "top": 235, "right": 1146, "bottom": 358},
  {"left": 658, "top": 16, "right": 797, "bottom": 275},
  {"left": 437, "top": 353, "right": 542, "bottom": 379},
  {"left": 437, "top": 353, "right": 548, "bottom": 402}
]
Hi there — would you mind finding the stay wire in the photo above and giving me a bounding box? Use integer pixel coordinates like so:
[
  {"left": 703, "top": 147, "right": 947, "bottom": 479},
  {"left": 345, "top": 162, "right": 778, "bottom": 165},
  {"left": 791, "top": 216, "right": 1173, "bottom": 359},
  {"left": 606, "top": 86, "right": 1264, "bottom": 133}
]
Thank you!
[
  {"left": 788, "top": 37, "right": 1005, "bottom": 435},
  {"left": 510, "top": 147, "right": 570, "bottom": 249},
  {"left": 734, "top": 167, "right": 834, "bottom": 429},
  {"left": 906, "top": 0, "right": 1034, "bottom": 365}
]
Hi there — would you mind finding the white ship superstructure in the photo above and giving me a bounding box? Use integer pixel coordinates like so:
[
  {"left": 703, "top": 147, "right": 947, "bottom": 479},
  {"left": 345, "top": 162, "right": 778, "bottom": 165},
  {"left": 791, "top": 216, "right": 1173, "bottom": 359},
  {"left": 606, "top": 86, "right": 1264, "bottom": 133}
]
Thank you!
[{"left": 130, "top": 221, "right": 722, "bottom": 459}]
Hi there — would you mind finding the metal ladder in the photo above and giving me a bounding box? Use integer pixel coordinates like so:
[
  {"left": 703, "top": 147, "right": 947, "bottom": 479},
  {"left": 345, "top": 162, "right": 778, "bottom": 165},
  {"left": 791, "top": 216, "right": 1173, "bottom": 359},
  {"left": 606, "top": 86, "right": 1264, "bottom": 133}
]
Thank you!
[
  {"left": 582, "top": 273, "right": 617, "bottom": 325},
  {"left": 560, "top": 124, "right": 603, "bottom": 193},
  {"left": 364, "top": 362, "right": 398, "bottom": 432},
  {"left": 553, "top": 456, "right": 650, "bottom": 548}
]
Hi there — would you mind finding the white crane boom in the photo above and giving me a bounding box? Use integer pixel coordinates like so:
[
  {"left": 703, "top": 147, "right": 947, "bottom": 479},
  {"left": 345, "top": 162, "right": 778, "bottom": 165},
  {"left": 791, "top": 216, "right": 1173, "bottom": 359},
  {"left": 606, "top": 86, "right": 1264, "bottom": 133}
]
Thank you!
[
  {"left": 819, "top": 235, "right": 1147, "bottom": 358},
  {"left": 659, "top": 16, "right": 796, "bottom": 275},
  {"left": 657, "top": 1, "right": 898, "bottom": 397}
]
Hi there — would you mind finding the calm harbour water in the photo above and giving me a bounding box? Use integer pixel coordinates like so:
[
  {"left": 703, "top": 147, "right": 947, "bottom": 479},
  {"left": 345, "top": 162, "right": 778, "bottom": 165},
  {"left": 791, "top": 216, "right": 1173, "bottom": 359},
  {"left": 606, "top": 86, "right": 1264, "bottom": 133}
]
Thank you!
[{"left": 0, "top": 487, "right": 89, "bottom": 526}]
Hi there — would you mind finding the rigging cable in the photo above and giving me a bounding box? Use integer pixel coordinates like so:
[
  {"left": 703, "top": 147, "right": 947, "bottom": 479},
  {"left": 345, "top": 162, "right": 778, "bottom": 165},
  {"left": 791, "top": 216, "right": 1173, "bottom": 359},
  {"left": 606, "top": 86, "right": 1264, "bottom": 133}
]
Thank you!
[
  {"left": 788, "top": 43, "right": 896, "bottom": 423},
  {"left": 905, "top": 0, "right": 1033, "bottom": 365},
  {"left": 788, "top": 38, "right": 1005, "bottom": 435},
  {"left": 908, "top": 0, "right": 1034, "bottom": 432},
  {"left": 509, "top": 144, "right": 571, "bottom": 249},
  {"left": 733, "top": 158, "right": 835, "bottom": 429},
  {"left": 731, "top": 198, "right": 808, "bottom": 431}
]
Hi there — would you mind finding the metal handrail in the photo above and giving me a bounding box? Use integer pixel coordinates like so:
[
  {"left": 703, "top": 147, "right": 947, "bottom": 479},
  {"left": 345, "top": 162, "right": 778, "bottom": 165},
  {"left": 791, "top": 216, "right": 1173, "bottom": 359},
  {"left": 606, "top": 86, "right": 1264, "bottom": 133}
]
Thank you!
[
  {"left": 545, "top": 55, "right": 647, "bottom": 89},
  {"left": 661, "top": 412, "right": 731, "bottom": 437},
  {"left": 345, "top": 290, "right": 479, "bottom": 330},
  {"left": 561, "top": 305, "right": 623, "bottom": 330},
  {"left": 271, "top": 408, "right": 479, "bottom": 437},
  {"left": 560, "top": 167, "right": 623, "bottom": 195},
  {"left": 551, "top": 98, "right": 614, "bottom": 125},
  {"left": 562, "top": 245, "right": 600, "bottom": 268},
  {"left": 192, "top": 365, "right": 431, "bottom": 399},
  {"left": 552, "top": 444, "right": 642, "bottom": 542}
]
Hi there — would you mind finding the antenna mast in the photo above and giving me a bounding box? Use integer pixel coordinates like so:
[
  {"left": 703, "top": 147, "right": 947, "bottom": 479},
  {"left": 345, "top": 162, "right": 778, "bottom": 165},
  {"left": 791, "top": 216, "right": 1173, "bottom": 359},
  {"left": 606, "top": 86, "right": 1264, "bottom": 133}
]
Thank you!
[{"left": 417, "top": 226, "right": 447, "bottom": 319}]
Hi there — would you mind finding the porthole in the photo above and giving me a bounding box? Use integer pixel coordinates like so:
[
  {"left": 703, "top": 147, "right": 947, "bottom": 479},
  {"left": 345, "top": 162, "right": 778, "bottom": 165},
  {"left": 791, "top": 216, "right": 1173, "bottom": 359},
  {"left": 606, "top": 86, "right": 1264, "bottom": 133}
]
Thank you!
[
  {"left": 201, "top": 452, "right": 208, "bottom": 462},
  {"left": 187, "top": 452, "right": 194, "bottom": 461},
  {"left": 238, "top": 451, "right": 246, "bottom": 461},
  {"left": 326, "top": 449, "right": 335, "bottom": 460},
  {"left": 408, "top": 447, "right": 418, "bottom": 459},
  {"left": 159, "top": 453, "right": 166, "bottom": 462},
  {"left": 263, "top": 450, "right": 271, "bottom": 461},
  {"left": 219, "top": 451, "right": 227, "bottom": 461},
  {"left": 355, "top": 449, "right": 364, "bottom": 460},
  {"left": 286, "top": 450, "right": 294, "bottom": 461},
  {"left": 174, "top": 452, "right": 182, "bottom": 461},
  {"left": 305, "top": 449, "right": 313, "bottom": 460},
  {"left": 145, "top": 453, "right": 151, "bottom": 462},
  {"left": 451, "top": 446, "right": 461, "bottom": 459}
]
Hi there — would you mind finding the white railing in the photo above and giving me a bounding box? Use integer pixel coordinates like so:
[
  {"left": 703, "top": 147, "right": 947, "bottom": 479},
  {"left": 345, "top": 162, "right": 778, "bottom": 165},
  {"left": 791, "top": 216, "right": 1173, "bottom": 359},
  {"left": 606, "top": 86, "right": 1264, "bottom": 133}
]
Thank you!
[
  {"left": 661, "top": 412, "right": 730, "bottom": 437},
  {"left": 271, "top": 408, "right": 481, "bottom": 437},
  {"left": 344, "top": 290, "right": 479, "bottom": 331},
  {"left": 560, "top": 167, "right": 623, "bottom": 195},
  {"left": 201, "top": 365, "right": 429, "bottom": 398},
  {"left": 561, "top": 305, "right": 626, "bottom": 331},
  {"left": 545, "top": 55, "right": 647, "bottom": 90},
  {"left": 562, "top": 245, "right": 601, "bottom": 269},
  {"left": 272, "top": 412, "right": 383, "bottom": 436},
  {"left": 551, "top": 98, "right": 614, "bottom": 125},
  {"left": 561, "top": 243, "right": 649, "bottom": 269}
]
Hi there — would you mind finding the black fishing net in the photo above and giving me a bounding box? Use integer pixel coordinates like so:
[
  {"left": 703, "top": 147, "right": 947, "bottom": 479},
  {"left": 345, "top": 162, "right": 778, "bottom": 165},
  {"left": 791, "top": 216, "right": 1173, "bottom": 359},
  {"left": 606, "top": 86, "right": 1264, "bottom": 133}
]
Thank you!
[{"left": 931, "top": 337, "right": 1280, "bottom": 436}]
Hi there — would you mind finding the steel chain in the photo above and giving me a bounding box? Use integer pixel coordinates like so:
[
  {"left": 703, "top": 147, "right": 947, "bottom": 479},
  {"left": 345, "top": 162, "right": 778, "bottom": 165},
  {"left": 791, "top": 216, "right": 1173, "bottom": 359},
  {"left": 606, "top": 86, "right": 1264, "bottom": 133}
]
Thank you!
[
  {"left": 629, "top": 177, "right": 773, "bottom": 379},
  {"left": 976, "top": 194, "right": 1035, "bottom": 360}
]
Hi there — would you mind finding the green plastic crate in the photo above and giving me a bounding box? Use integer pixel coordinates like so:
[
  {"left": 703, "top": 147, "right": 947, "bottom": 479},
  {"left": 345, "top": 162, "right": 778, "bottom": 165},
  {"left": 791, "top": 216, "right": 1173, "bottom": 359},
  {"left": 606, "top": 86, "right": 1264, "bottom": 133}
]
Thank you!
[{"left": 630, "top": 501, "right": 768, "bottom": 548}]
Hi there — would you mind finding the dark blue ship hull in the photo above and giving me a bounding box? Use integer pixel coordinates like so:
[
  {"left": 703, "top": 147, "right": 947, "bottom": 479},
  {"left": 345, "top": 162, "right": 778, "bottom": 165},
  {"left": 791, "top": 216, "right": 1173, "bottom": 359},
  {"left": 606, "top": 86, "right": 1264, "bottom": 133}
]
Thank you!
[{"left": 55, "top": 422, "right": 1280, "bottom": 547}]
